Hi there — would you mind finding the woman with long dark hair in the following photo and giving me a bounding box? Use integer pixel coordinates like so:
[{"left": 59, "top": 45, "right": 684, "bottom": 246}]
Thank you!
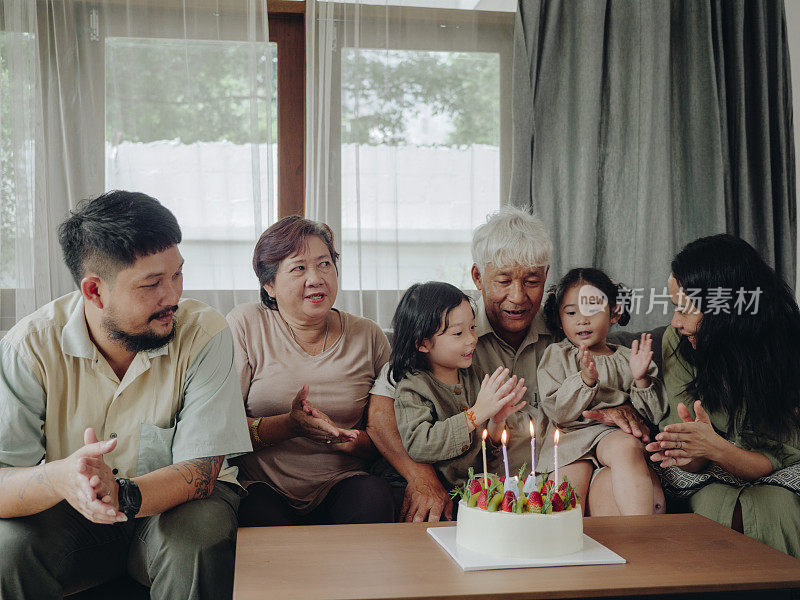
[{"left": 647, "top": 234, "right": 800, "bottom": 556}]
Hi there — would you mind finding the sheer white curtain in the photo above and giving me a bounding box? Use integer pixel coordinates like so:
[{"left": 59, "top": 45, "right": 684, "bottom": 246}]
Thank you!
[
  {"left": 306, "top": 0, "right": 516, "bottom": 328},
  {"left": 0, "top": 1, "right": 56, "bottom": 332},
  {"left": 0, "top": 0, "right": 275, "bottom": 331}
]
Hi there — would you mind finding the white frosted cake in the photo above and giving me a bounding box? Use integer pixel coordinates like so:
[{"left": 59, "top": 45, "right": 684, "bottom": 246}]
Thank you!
[
  {"left": 451, "top": 470, "right": 584, "bottom": 559},
  {"left": 455, "top": 500, "right": 583, "bottom": 559}
]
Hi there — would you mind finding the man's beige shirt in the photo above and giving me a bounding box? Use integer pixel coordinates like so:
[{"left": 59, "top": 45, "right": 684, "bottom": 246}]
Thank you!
[{"left": 0, "top": 292, "right": 252, "bottom": 485}]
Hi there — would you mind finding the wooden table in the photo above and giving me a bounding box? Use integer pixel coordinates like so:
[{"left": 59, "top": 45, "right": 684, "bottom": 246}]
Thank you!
[{"left": 233, "top": 514, "right": 800, "bottom": 600}]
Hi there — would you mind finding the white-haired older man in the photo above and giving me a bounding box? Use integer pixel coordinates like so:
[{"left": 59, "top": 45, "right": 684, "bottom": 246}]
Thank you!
[{"left": 367, "top": 206, "right": 651, "bottom": 522}]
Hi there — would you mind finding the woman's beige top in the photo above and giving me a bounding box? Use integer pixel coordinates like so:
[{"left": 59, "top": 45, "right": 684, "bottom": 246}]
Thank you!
[
  {"left": 536, "top": 339, "right": 668, "bottom": 471},
  {"left": 226, "top": 303, "right": 390, "bottom": 512}
]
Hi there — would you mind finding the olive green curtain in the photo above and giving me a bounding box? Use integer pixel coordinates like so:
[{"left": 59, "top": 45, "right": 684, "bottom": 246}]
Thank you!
[{"left": 511, "top": 0, "right": 796, "bottom": 330}]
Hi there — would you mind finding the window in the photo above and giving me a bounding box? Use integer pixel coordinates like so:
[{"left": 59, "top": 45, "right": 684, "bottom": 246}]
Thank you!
[
  {"left": 1, "top": 1, "right": 305, "bottom": 325},
  {"left": 98, "top": 1, "right": 304, "bottom": 293},
  {"left": 105, "top": 37, "right": 278, "bottom": 290},
  {"left": 314, "top": 2, "right": 515, "bottom": 298},
  {"left": 340, "top": 47, "right": 503, "bottom": 290}
]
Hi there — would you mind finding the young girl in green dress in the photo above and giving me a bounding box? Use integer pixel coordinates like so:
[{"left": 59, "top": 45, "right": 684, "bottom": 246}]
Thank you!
[{"left": 390, "top": 282, "right": 527, "bottom": 490}]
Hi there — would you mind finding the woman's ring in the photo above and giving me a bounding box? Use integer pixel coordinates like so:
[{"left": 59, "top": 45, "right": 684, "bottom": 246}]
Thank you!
[{"left": 325, "top": 439, "right": 332, "bottom": 444}]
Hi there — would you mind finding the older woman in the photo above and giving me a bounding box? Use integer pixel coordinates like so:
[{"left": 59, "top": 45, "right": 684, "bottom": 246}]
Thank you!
[
  {"left": 227, "top": 216, "right": 394, "bottom": 525},
  {"left": 646, "top": 234, "right": 800, "bottom": 557}
]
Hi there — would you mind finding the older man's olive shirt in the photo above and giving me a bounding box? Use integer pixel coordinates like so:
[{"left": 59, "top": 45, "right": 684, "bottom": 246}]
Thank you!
[
  {"left": 0, "top": 292, "right": 252, "bottom": 485},
  {"left": 373, "top": 298, "right": 553, "bottom": 472}
]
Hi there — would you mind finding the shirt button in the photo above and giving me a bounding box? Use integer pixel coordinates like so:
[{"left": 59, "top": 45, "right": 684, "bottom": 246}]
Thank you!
[
  {"left": 110, "top": 433, "right": 117, "bottom": 439},
  {"left": 454, "top": 387, "right": 462, "bottom": 395},
  {"left": 112, "top": 468, "right": 118, "bottom": 475}
]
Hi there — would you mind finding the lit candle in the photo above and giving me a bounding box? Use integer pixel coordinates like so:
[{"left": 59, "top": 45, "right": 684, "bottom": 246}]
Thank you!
[
  {"left": 481, "top": 429, "right": 488, "bottom": 490},
  {"left": 554, "top": 428, "right": 560, "bottom": 489},
  {"left": 529, "top": 419, "right": 536, "bottom": 488},
  {"left": 501, "top": 429, "right": 510, "bottom": 483}
]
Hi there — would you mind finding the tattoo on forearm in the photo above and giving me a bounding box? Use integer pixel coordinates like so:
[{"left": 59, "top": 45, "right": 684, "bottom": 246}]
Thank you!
[
  {"left": 7, "top": 465, "right": 55, "bottom": 500},
  {"left": 0, "top": 465, "right": 55, "bottom": 504},
  {"left": 170, "top": 456, "right": 223, "bottom": 500},
  {"left": 21, "top": 465, "right": 55, "bottom": 501}
]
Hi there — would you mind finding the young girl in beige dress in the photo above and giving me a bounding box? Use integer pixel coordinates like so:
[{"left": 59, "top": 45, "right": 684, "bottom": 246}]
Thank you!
[{"left": 537, "top": 268, "right": 668, "bottom": 515}]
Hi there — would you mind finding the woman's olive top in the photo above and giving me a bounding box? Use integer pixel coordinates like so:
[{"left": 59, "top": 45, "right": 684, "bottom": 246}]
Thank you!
[{"left": 660, "top": 325, "right": 800, "bottom": 557}]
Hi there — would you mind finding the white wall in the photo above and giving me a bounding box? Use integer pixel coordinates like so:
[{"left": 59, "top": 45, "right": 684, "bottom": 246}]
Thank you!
[{"left": 786, "top": 0, "right": 800, "bottom": 296}]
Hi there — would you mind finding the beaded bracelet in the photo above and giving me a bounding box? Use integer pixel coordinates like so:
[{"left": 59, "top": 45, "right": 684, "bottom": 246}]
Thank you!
[{"left": 464, "top": 409, "right": 478, "bottom": 429}]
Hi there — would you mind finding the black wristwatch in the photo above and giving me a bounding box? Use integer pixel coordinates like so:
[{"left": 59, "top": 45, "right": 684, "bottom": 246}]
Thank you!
[{"left": 115, "top": 477, "right": 142, "bottom": 520}]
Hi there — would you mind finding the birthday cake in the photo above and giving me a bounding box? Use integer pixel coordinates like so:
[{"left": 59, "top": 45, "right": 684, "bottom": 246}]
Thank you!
[{"left": 453, "top": 469, "right": 583, "bottom": 559}]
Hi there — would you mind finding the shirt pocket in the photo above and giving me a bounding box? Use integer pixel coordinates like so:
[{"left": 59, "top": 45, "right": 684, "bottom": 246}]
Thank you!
[{"left": 136, "top": 422, "right": 176, "bottom": 476}]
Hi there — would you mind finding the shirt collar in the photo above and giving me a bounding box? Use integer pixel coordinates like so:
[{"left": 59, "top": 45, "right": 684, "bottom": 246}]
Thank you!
[
  {"left": 474, "top": 297, "right": 551, "bottom": 349},
  {"left": 60, "top": 293, "right": 171, "bottom": 360},
  {"left": 60, "top": 295, "right": 95, "bottom": 359}
]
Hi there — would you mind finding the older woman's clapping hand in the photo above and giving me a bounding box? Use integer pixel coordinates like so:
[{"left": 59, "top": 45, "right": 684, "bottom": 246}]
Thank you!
[
  {"left": 299, "top": 392, "right": 378, "bottom": 458},
  {"left": 289, "top": 385, "right": 359, "bottom": 444}
]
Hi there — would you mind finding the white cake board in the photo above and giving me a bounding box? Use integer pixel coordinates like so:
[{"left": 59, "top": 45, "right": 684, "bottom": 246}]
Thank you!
[{"left": 427, "top": 527, "right": 626, "bottom": 572}]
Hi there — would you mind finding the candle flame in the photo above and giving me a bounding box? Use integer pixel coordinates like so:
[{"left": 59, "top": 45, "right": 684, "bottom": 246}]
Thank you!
[
  {"left": 501, "top": 429, "right": 508, "bottom": 445},
  {"left": 529, "top": 419, "right": 535, "bottom": 437},
  {"left": 554, "top": 428, "right": 560, "bottom": 444},
  {"left": 482, "top": 428, "right": 488, "bottom": 440}
]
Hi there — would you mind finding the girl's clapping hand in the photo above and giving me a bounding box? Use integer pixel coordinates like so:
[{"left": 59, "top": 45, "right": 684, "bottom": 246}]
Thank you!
[
  {"left": 490, "top": 378, "right": 527, "bottom": 425},
  {"left": 579, "top": 344, "right": 599, "bottom": 387},
  {"left": 629, "top": 333, "right": 653, "bottom": 385},
  {"left": 473, "top": 367, "right": 521, "bottom": 425}
]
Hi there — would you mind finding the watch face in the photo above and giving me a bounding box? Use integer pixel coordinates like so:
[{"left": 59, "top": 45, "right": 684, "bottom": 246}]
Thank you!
[{"left": 118, "top": 478, "right": 142, "bottom": 518}]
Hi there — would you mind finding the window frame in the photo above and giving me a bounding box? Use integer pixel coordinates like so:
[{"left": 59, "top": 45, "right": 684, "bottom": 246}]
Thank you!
[{"left": 270, "top": 9, "right": 305, "bottom": 218}]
